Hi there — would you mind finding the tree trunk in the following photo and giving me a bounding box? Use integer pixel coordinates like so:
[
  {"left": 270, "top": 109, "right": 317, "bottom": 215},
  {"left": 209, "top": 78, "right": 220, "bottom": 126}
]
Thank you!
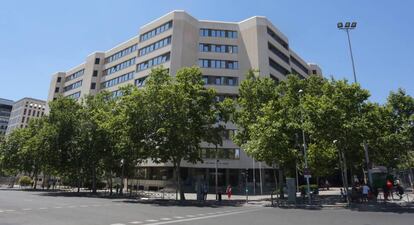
[
  {"left": 342, "top": 150, "right": 350, "bottom": 204},
  {"left": 174, "top": 160, "right": 185, "bottom": 201},
  {"left": 92, "top": 163, "right": 97, "bottom": 194},
  {"left": 120, "top": 163, "right": 125, "bottom": 195},
  {"left": 278, "top": 168, "right": 284, "bottom": 199},
  {"left": 33, "top": 173, "right": 38, "bottom": 190},
  {"left": 77, "top": 168, "right": 81, "bottom": 193},
  {"left": 109, "top": 172, "right": 113, "bottom": 196}
]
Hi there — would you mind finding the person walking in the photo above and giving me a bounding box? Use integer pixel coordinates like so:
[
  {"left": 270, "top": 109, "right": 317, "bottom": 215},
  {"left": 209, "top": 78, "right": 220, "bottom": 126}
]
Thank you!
[
  {"left": 325, "top": 180, "right": 330, "bottom": 190},
  {"left": 203, "top": 182, "right": 208, "bottom": 201},
  {"left": 226, "top": 185, "right": 232, "bottom": 200},
  {"left": 362, "top": 183, "right": 370, "bottom": 202}
]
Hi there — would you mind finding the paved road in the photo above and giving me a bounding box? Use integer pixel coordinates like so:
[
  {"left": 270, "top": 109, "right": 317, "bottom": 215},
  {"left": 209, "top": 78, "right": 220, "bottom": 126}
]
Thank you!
[{"left": 0, "top": 190, "right": 413, "bottom": 225}]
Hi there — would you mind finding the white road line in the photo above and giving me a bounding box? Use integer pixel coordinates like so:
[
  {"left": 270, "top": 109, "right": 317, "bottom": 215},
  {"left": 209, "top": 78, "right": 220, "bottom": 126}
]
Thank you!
[
  {"left": 22, "top": 208, "right": 32, "bottom": 211},
  {"left": 110, "top": 223, "right": 126, "bottom": 225},
  {"left": 185, "top": 215, "right": 195, "bottom": 217},
  {"left": 0, "top": 210, "right": 4, "bottom": 213},
  {"left": 79, "top": 205, "right": 88, "bottom": 208},
  {"left": 54, "top": 206, "right": 63, "bottom": 209},
  {"left": 145, "top": 219, "right": 159, "bottom": 222},
  {"left": 173, "top": 216, "right": 184, "bottom": 219},
  {"left": 129, "top": 221, "right": 142, "bottom": 224},
  {"left": 206, "top": 212, "right": 215, "bottom": 215},
  {"left": 5, "top": 209, "right": 15, "bottom": 212},
  {"left": 39, "top": 207, "right": 48, "bottom": 210},
  {"left": 159, "top": 218, "right": 171, "bottom": 220},
  {"left": 92, "top": 204, "right": 101, "bottom": 207},
  {"left": 196, "top": 214, "right": 205, "bottom": 216},
  {"left": 68, "top": 206, "right": 76, "bottom": 208},
  {"left": 139, "top": 209, "right": 261, "bottom": 225}
]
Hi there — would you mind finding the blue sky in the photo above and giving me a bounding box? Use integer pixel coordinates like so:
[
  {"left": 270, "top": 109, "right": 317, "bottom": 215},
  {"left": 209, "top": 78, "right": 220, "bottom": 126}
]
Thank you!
[{"left": 0, "top": 0, "right": 413, "bottom": 103}]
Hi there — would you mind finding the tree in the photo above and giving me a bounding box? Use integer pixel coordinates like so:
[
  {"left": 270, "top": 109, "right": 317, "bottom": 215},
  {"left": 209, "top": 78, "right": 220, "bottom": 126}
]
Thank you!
[
  {"left": 78, "top": 91, "right": 116, "bottom": 193},
  {"left": 112, "top": 85, "right": 149, "bottom": 195},
  {"left": 143, "top": 66, "right": 218, "bottom": 200},
  {"left": 47, "top": 96, "right": 83, "bottom": 191},
  {"left": 0, "top": 128, "right": 28, "bottom": 186}
]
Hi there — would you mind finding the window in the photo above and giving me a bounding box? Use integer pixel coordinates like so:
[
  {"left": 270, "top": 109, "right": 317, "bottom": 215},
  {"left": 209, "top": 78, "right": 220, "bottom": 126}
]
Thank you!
[
  {"left": 199, "top": 43, "right": 238, "bottom": 54},
  {"left": 136, "top": 52, "right": 170, "bottom": 72},
  {"left": 269, "top": 58, "right": 290, "bottom": 75},
  {"left": 138, "top": 36, "right": 172, "bottom": 56},
  {"left": 21, "top": 117, "right": 25, "bottom": 123},
  {"left": 93, "top": 70, "right": 98, "bottom": 77},
  {"left": 140, "top": 21, "right": 173, "bottom": 42},
  {"left": 200, "top": 148, "right": 240, "bottom": 160},
  {"left": 67, "top": 92, "right": 81, "bottom": 99},
  {"left": 65, "top": 69, "right": 84, "bottom": 82},
  {"left": 23, "top": 109, "right": 26, "bottom": 115},
  {"left": 268, "top": 42, "right": 289, "bottom": 64},
  {"left": 198, "top": 59, "right": 239, "bottom": 69},
  {"left": 103, "top": 57, "right": 136, "bottom": 76},
  {"left": 291, "top": 69, "right": 306, "bottom": 79},
  {"left": 267, "top": 27, "right": 289, "bottom": 49},
  {"left": 101, "top": 72, "right": 134, "bottom": 89},
  {"left": 200, "top": 29, "right": 238, "bottom": 38},
  {"left": 32, "top": 110, "right": 35, "bottom": 116},
  {"left": 63, "top": 80, "right": 83, "bottom": 92},
  {"left": 202, "top": 75, "right": 238, "bottom": 86},
  {"left": 270, "top": 74, "right": 280, "bottom": 83},
  {"left": 90, "top": 83, "right": 96, "bottom": 89},
  {"left": 105, "top": 44, "right": 138, "bottom": 64},
  {"left": 55, "top": 87, "right": 59, "bottom": 93},
  {"left": 94, "top": 58, "right": 100, "bottom": 64},
  {"left": 57, "top": 77, "right": 61, "bottom": 82},
  {"left": 37, "top": 111, "right": 40, "bottom": 117},
  {"left": 312, "top": 70, "right": 317, "bottom": 75},
  {"left": 135, "top": 76, "right": 148, "bottom": 87},
  {"left": 290, "top": 56, "right": 309, "bottom": 74},
  {"left": 111, "top": 90, "right": 123, "bottom": 98}
]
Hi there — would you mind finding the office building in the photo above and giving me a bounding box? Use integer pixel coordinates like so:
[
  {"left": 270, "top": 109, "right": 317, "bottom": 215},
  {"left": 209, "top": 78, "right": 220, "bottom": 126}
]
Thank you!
[
  {"left": 5, "top": 98, "right": 46, "bottom": 135},
  {"left": 47, "top": 11, "right": 322, "bottom": 193},
  {"left": 0, "top": 98, "right": 14, "bottom": 135}
]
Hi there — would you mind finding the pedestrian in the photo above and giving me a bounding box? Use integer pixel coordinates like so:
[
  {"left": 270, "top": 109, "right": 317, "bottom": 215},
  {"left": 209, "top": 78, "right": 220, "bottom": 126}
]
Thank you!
[
  {"left": 226, "top": 185, "right": 232, "bottom": 200},
  {"left": 203, "top": 182, "right": 208, "bottom": 201},
  {"left": 362, "top": 183, "right": 370, "bottom": 203},
  {"left": 383, "top": 183, "right": 389, "bottom": 201},
  {"left": 325, "top": 180, "right": 330, "bottom": 190},
  {"left": 396, "top": 184, "right": 404, "bottom": 200},
  {"left": 340, "top": 188, "right": 346, "bottom": 202},
  {"left": 386, "top": 179, "right": 394, "bottom": 200}
]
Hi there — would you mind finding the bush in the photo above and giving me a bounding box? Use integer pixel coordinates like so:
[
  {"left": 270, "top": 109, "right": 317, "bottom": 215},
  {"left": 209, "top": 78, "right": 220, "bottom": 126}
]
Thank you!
[
  {"left": 19, "top": 176, "right": 33, "bottom": 187},
  {"left": 299, "top": 184, "right": 318, "bottom": 193}
]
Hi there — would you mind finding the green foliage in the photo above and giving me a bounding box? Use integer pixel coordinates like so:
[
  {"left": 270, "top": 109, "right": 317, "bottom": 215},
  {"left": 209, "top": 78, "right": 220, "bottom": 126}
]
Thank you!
[
  {"left": 0, "top": 66, "right": 412, "bottom": 197},
  {"left": 18, "top": 176, "right": 33, "bottom": 187},
  {"left": 298, "top": 184, "right": 318, "bottom": 192}
]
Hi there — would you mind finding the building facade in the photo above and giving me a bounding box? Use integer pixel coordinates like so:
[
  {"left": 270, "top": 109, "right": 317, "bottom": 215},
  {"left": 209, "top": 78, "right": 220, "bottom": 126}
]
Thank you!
[
  {"left": 47, "top": 11, "right": 322, "bottom": 193},
  {"left": 5, "top": 98, "right": 46, "bottom": 135},
  {"left": 0, "top": 98, "right": 14, "bottom": 135}
]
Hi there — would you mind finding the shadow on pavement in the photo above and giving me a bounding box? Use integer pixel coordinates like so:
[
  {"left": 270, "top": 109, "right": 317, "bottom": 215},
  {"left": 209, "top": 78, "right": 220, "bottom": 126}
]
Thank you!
[
  {"left": 266, "top": 194, "right": 414, "bottom": 214},
  {"left": 0, "top": 188, "right": 245, "bottom": 208}
]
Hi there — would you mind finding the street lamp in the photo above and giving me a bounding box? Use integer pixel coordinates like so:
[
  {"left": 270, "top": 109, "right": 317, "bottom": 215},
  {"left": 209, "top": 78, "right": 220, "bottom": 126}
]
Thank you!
[
  {"left": 338, "top": 21, "right": 373, "bottom": 187},
  {"left": 298, "top": 89, "right": 311, "bottom": 205},
  {"left": 337, "top": 21, "right": 357, "bottom": 83}
]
